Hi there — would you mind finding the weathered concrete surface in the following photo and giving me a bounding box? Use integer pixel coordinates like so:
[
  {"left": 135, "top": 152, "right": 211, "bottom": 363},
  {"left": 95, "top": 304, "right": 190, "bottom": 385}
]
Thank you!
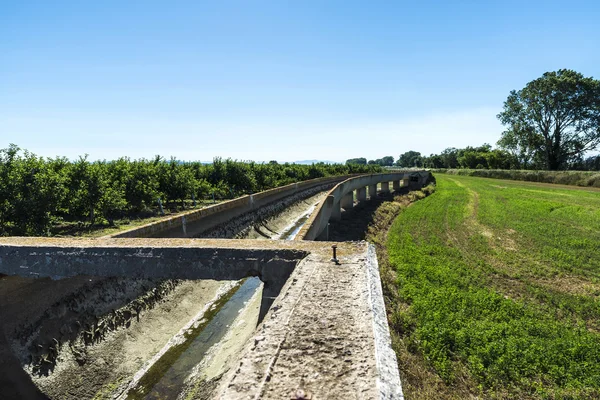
[
  {"left": 368, "top": 184, "right": 378, "bottom": 199},
  {"left": 0, "top": 238, "right": 302, "bottom": 290},
  {"left": 196, "top": 182, "right": 334, "bottom": 239},
  {"left": 366, "top": 244, "right": 404, "bottom": 399},
  {"left": 0, "top": 238, "right": 403, "bottom": 399},
  {"left": 357, "top": 186, "right": 367, "bottom": 202},
  {"left": 215, "top": 241, "right": 403, "bottom": 399},
  {"left": 341, "top": 191, "right": 354, "bottom": 210},
  {"left": 0, "top": 328, "right": 47, "bottom": 400},
  {"left": 330, "top": 195, "right": 342, "bottom": 221}
]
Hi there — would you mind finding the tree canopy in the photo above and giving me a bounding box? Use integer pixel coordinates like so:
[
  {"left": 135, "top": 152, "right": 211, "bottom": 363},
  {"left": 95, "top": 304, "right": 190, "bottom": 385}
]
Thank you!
[
  {"left": 347, "top": 156, "right": 394, "bottom": 166},
  {"left": 0, "top": 145, "right": 381, "bottom": 236},
  {"left": 396, "top": 151, "right": 423, "bottom": 168},
  {"left": 497, "top": 69, "right": 600, "bottom": 170},
  {"left": 346, "top": 157, "right": 367, "bottom": 165}
]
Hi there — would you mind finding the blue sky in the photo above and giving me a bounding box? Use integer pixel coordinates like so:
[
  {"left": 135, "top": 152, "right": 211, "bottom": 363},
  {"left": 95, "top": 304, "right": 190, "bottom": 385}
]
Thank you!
[{"left": 1, "top": 1, "right": 599, "bottom": 162}]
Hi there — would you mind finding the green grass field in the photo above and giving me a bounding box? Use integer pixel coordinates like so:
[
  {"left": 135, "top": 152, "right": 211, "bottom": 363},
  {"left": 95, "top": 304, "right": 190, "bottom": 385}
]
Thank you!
[{"left": 385, "top": 175, "right": 600, "bottom": 399}]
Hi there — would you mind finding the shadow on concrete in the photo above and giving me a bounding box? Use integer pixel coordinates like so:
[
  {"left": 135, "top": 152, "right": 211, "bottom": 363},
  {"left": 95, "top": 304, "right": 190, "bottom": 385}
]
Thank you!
[
  {"left": 0, "top": 326, "right": 48, "bottom": 400},
  {"left": 328, "top": 190, "right": 406, "bottom": 241}
]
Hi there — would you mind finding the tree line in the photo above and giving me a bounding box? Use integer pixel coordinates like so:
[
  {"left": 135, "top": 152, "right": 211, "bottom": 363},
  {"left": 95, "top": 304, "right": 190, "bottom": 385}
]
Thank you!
[
  {"left": 345, "top": 156, "right": 395, "bottom": 167},
  {"left": 349, "top": 69, "right": 600, "bottom": 171},
  {"left": 387, "top": 146, "right": 599, "bottom": 170},
  {"left": 0, "top": 144, "right": 381, "bottom": 236}
]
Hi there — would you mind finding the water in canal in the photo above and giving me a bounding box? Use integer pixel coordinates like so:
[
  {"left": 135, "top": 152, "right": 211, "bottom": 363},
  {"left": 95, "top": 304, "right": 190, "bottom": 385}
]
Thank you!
[
  {"left": 126, "top": 277, "right": 261, "bottom": 399},
  {"left": 126, "top": 201, "right": 314, "bottom": 399}
]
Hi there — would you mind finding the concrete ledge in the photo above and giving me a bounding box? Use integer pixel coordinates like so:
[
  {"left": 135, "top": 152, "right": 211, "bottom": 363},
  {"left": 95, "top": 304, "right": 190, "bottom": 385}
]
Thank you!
[
  {"left": 216, "top": 241, "right": 400, "bottom": 399},
  {"left": 366, "top": 244, "right": 404, "bottom": 399},
  {"left": 0, "top": 238, "right": 306, "bottom": 282},
  {"left": 0, "top": 238, "right": 404, "bottom": 399}
]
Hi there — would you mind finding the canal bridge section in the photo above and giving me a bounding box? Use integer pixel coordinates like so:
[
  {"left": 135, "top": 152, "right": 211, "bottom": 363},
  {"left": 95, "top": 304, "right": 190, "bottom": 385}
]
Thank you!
[{"left": 0, "top": 171, "right": 433, "bottom": 399}]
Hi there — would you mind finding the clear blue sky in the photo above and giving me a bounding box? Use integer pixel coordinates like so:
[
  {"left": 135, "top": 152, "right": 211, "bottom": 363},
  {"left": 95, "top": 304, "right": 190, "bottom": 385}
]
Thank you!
[{"left": 1, "top": 1, "right": 599, "bottom": 162}]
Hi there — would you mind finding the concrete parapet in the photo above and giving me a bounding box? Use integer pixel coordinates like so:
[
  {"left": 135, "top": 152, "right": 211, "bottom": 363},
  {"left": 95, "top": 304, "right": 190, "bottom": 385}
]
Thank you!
[
  {"left": 296, "top": 171, "right": 432, "bottom": 241},
  {"left": 0, "top": 237, "right": 308, "bottom": 324},
  {"left": 331, "top": 199, "right": 342, "bottom": 221},
  {"left": 0, "top": 236, "right": 303, "bottom": 279},
  {"left": 315, "top": 195, "right": 336, "bottom": 241}
]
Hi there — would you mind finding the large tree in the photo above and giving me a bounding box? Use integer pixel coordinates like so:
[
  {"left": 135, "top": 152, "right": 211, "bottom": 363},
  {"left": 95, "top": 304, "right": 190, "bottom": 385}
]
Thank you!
[
  {"left": 497, "top": 69, "right": 600, "bottom": 170},
  {"left": 397, "top": 151, "right": 423, "bottom": 168},
  {"left": 346, "top": 157, "right": 367, "bottom": 165}
]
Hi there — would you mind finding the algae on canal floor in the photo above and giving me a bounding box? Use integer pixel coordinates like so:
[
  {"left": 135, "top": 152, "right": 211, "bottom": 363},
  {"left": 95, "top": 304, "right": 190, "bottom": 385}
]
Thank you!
[{"left": 125, "top": 277, "right": 262, "bottom": 400}]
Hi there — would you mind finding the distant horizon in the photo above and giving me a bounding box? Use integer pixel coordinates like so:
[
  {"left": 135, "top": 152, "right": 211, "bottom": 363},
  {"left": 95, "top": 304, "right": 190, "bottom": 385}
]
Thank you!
[
  {"left": 0, "top": 141, "right": 483, "bottom": 164},
  {"left": 3, "top": 140, "right": 598, "bottom": 165},
  {"left": 2, "top": 1, "right": 599, "bottom": 162}
]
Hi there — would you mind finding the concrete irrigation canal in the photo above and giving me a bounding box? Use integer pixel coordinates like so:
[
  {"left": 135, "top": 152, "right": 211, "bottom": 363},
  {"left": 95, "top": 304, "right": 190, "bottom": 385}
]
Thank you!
[{"left": 0, "top": 171, "right": 432, "bottom": 399}]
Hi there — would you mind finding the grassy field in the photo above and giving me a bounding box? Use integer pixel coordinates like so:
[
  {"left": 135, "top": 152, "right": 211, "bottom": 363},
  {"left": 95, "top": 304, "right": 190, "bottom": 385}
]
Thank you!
[
  {"left": 434, "top": 169, "right": 600, "bottom": 188},
  {"left": 382, "top": 175, "right": 600, "bottom": 399}
]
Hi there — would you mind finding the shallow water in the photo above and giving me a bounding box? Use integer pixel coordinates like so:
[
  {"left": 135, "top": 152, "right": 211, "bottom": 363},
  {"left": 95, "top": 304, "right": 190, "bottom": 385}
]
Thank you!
[
  {"left": 274, "top": 204, "right": 316, "bottom": 240},
  {"left": 131, "top": 277, "right": 261, "bottom": 399}
]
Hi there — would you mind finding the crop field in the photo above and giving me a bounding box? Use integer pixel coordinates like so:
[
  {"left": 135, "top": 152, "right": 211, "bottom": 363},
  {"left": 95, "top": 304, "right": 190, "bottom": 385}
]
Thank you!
[{"left": 384, "top": 174, "right": 600, "bottom": 399}]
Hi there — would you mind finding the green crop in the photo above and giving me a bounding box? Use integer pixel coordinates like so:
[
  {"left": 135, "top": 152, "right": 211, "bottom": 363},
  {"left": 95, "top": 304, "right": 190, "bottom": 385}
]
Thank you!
[{"left": 386, "top": 175, "right": 600, "bottom": 399}]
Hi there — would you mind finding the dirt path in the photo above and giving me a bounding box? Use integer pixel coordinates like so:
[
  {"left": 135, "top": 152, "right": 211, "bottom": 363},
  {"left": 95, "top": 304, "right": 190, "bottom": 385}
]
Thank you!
[{"left": 450, "top": 174, "right": 600, "bottom": 192}]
